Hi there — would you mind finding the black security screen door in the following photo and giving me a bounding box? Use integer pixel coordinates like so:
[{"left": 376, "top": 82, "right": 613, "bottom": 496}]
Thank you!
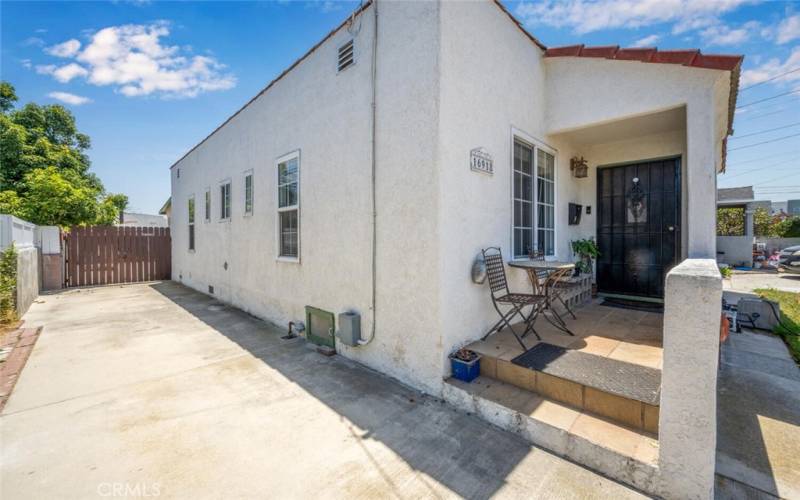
[{"left": 596, "top": 158, "right": 681, "bottom": 299}]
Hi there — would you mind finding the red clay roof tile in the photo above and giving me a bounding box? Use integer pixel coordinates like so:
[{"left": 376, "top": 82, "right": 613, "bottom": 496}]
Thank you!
[
  {"left": 579, "top": 45, "right": 620, "bottom": 58},
  {"left": 615, "top": 48, "right": 657, "bottom": 62}
]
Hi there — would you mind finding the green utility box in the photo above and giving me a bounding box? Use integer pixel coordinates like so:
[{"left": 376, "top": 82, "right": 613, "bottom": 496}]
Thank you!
[{"left": 305, "top": 306, "right": 335, "bottom": 349}]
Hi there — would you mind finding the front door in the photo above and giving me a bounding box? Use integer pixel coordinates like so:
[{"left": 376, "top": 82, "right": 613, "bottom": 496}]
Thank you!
[{"left": 596, "top": 158, "right": 681, "bottom": 299}]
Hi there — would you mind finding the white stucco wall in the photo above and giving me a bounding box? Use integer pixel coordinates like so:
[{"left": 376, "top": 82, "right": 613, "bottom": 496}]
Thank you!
[
  {"left": 436, "top": 0, "right": 549, "bottom": 364},
  {"left": 170, "top": 1, "right": 444, "bottom": 393},
  {"left": 170, "top": 0, "right": 734, "bottom": 397}
]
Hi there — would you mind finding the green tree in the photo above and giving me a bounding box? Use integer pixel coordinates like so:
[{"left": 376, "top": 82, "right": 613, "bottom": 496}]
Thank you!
[
  {"left": 15, "top": 167, "right": 100, "bottom": 226},
  {"left": 0, "top": 81, "right": 125, "bottom": 227},
  {"left": 0, "top": 81, "right": 17, "bottom": 113},
  {"left": 717, "top": 207, "right": 746, "bottom": 236},
  {"left": 753, "top": 207, "right": 782, "bottom": 237}
]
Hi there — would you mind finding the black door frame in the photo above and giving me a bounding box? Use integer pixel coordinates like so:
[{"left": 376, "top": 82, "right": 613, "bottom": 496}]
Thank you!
[{"left": 595, "top": 155, "right": 682, "bottom": 301}]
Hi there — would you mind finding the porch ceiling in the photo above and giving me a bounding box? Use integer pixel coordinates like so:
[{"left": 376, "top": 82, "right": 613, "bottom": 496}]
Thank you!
[{"left": 551, "top": 107, "right": 685, "bottom": 147}]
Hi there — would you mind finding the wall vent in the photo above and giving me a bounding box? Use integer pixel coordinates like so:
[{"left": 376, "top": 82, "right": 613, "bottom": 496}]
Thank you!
[{"left": 337, "top": 39, "right": 354, "bottom": 72}]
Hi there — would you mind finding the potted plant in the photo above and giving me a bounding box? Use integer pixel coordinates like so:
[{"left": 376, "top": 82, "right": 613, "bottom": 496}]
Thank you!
[
  {"left": 571, "top": 238, "right": 599, "bottom": 276},
  {"left": 450, "top": 348, "right": 481, "bottom": 383}
]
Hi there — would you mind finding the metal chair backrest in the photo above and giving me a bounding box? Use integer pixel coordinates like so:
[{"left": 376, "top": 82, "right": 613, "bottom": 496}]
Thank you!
[
  {"left": 530, "top": 250, "right": 549, "bottom": 284},
  {"left": 482, "top": 247, "right": 509, "bottom": 296}
]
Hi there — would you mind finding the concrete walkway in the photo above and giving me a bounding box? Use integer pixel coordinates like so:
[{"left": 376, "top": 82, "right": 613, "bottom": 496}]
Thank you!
[
  {"left": 724, "top": 270, "right": 800, "bottom": 294},
  {"left": 1, "top": 282, "right": 646, "bottom": 499},
  {"left": 717, "top": 329, "right": 800, "bottom": 499}
]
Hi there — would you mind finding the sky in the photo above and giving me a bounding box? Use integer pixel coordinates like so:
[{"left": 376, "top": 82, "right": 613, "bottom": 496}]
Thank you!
[{"left": 2, "top": 0, "right": 800, "bottom": 213}]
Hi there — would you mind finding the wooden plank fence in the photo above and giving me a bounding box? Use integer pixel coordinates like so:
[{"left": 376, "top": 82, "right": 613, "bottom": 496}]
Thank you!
[{"left": 64, "top": 226, "right": 171, "bottom": 287}]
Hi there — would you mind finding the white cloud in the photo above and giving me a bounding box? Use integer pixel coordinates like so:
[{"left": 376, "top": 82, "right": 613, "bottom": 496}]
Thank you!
[
  {"left": 21, "top": 37, "right": 45, "bottom": 47},
  {"left": 514, "top": 0, "right": 754, "bottom": 35},
  {"left": 20, "top": 59, "right": 32, "bottom": 69},
  {"left": 35, "top": 64, "right": 57, "bottom": 75},
  {"left": 776, "top": 14, "right": 800, "bottom": 44},
  {"left": 699, "top": 21, "right": 758, "bottom": 46},
  {"left": 52, "top": 63, "right": 90, "bottom": 83},
  {"left": 39, "top": 22, "right": 235, "bottom": 98},
  {"left": 632, "top": 34, "right": 660, "bottom": 47},
  {"left": 740, "top": 47, "right": 800, "bottom": 87},
  {"left": 45, "top": 39, "right": 81, "bottom": 57},
  {"left": 47, "top": 92, "right": 92, "bottom": 105}
]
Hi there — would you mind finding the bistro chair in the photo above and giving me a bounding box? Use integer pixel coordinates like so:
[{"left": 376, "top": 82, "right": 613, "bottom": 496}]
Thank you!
[
  {"left": 537, "top": 267, "right": 576, "bottom": 336},
  {"left": 481, "top": 247, "right": 545, "bottom": 351}
]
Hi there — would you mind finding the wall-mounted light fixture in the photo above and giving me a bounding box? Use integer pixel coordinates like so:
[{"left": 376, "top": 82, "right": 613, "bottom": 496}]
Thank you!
[{"left": 570, "top": 156, "right": 588, "bottom": 178}]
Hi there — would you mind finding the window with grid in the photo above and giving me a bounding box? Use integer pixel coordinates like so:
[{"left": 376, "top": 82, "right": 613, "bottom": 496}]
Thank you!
[
  {"left": 204, "top": 189, "right": 211, "bottom": 222},
  {"left": 220, "top": 182, "right": 231, "bottom": 220},
  {"left": 277, "top": 154, "right": 299, "bottom": 258},
  {"left": 513, "top": 140, "right": 534, "bottom": 259},
  {"left": 188, "top": 196, "right": 195, "bottom": 251},
  {"left": 244, "top": 172, "right": 253, "bottom": 215},
  {"left": 512, "top": 139, "right": 556, "bottom": 258},
  {"left": 537, "top": 149, "right": 555, "bottom": 256}
]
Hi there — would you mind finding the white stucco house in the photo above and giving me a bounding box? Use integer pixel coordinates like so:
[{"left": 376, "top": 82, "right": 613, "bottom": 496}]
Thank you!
[{"left": 169, "top": 1, "right": 741, "bottom": 497}]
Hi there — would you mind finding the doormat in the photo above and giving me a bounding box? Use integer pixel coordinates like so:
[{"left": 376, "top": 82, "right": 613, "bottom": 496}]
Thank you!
[
  {"left": 601, "top": 297, "right": 664, "bottom": 313},
  {"left": 511, "top": 342, "right": 661, "bottom": 405}
]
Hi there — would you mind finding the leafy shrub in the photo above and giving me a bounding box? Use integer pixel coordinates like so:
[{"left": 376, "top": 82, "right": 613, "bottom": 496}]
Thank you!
[{"left": 0, "top": 244, "right": 18, "bottom": 323}]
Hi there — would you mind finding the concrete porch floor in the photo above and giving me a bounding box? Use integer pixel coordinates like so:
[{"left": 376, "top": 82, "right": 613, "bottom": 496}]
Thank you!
[
  {"left": 466, "top": 300, "right": 664, "bottom": 371},
  {"left": 1, "top": 282, "right": 648, "bottom": 499}
]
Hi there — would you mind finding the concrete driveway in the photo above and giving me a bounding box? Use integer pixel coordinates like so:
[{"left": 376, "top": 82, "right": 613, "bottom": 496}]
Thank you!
[{"left": 1, "top": 282, "right": 645, "bottom": 499}]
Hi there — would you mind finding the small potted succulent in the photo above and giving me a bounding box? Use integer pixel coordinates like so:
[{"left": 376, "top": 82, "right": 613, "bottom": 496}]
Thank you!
[{"left": 449, "top": 348, "right": 481, "bottom": 383}]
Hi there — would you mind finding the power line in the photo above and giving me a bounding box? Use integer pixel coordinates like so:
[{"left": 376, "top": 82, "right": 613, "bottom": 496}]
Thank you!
[
  {"left": 728, "top": 132, "right": 800, "bottom": 151},
  {"left": 752, "top": 171, "right": 800, "bottom": 185},
  {"left": 736, "top": 89, "right": 800, "bottom": 109},
  {"left": 723, "top": 164, "right": 798, "bottom": 180},
  {"left": 741, "top": 108, "right": 795, "bottom": 121},
  {"left": 730, "top": 122, "right": 800, "bottom": 140},
  {"left": 726, "top": 150, "right": 800, "bottom": 167},
  {"left": 740, "top": 66, "right": 800, "bottom": 92}
]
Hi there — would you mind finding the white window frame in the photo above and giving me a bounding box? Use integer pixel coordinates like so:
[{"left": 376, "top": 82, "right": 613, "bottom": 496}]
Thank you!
[
  {"left": 219, "top": 179, "right": 231, "bottom": 222},
  {"left": 204, "top": 188, "right": 211, "bottom": 223},
  {"left": 243, "top": 169, "right": 254, "bottom": 216},
  {"left": 276, "top": 150, "right": 300, "bottom": 263},
  {"left": 510, "top": 127, "right": 559, "bottom": 260},
  {"left": 187, "top": 194, "right": 196, "bottom": 253}
]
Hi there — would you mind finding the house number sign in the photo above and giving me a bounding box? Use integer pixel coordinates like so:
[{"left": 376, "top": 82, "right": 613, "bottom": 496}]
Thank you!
[{"left": 470, "top": 147, "right": 493, "bottom": 175}]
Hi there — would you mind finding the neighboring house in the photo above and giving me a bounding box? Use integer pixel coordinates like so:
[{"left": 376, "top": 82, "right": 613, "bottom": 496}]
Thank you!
[
  {"left": 158, "top": 197, "right": 171, "bottom": 219},
  {"left": 770, "top": 200, "right": 787, "bottom": 216},
  {"left": 169, "top": 2, "right": 741, "bottom": 497},
  {"left": 117, "top": 211, "right": 168, "bottom": 228}
]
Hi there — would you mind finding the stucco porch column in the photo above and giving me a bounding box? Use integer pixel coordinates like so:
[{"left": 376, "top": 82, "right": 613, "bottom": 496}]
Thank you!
[
  {"left": 657, "top": 258, "right": 722, "bottom": 500},
  {"left": 686, "top": 103, "right": 718, "bottom": 258}
]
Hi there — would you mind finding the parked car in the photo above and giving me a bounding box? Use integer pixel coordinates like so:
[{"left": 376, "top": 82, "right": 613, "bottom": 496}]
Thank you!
[{"left": 778, "top": 245, "right": 800, "bottom": 274}]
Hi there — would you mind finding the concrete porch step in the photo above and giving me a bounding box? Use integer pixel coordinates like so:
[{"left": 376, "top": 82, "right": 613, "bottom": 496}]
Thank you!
[
  {"left": 480, "top": 344, "right": 660, "bottom": 433},
  {"left": 443, "top": 376, "right": 660, "bottom": 495}
]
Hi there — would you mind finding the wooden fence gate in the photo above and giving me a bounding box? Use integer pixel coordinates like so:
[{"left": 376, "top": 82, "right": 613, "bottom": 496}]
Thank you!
[{"left": 64, "top": 226, "right": 171, "bottom": 287}]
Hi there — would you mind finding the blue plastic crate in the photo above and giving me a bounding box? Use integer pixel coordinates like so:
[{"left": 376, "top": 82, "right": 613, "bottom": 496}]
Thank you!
[{"left": 450, "top": 355, "right": 481, "bottom": 383}]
